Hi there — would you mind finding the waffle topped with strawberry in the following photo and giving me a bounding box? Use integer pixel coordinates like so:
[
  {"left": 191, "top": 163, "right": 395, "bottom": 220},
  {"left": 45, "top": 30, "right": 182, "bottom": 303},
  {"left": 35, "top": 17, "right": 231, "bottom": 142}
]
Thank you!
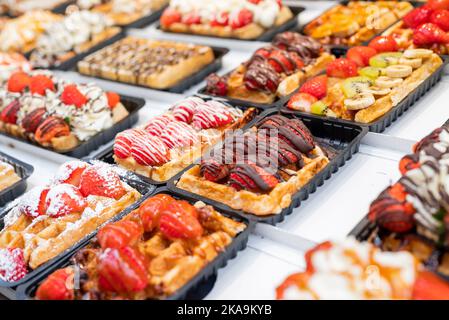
[
  {"left": 0, "top": 70, "right": 129, "bottom": 152},
  {"left": 176, "top": 114, "right": 330, "bottom": 216},
  {"left": 160, "top": 0, "right": 293, "bottom": 40},
  {"left": 383, "top": 0, "right": 449, "bottom": 54},
  {"left": 287, "top": 37, "right": 443, "bottom": 124},
  {"left": 0, "top": 160, "right": 141, "bottom": 282},
  {"left": 205, "top": 32, "right": 334, "bottom": 104},
  {"left": 112, "top": 97, "right": 256, "bottom": 182},
  {"left": 367, "top": 125, "right": 449, "bottom": 277},
  {"left": 303, "top": 1, "right": 413, "bottom": 46},
  {"left": 276, "top": 237, "right": 449, "bottom": 300},
  {"left": 35, "top": 193, "right": 246, "bottom": 300}
]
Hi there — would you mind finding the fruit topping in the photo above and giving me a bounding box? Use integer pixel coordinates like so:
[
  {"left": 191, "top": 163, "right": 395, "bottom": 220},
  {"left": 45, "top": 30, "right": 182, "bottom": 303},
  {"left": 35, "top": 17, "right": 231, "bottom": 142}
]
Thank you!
[
  {"left": 244, "top": 59, "right": 280, "bottom": 93},
  {"left": 326, "top": 58, "right": 359, "bottom": 78},
  {"left": 0, "top": 100, "right": 20, "bottom": 124},
  {"left": 412, "top": 270, "right": 449, "bottom": 300},
  {"left": 144, "top": 115, "right": 173, "bottom": 136},
  {"left": 97, "top": 220, "right": 143, "bottom": 249},
  {"left": 229, "top": 162, "right": 279, "bottom": 192},
  {"left": 341, "top": 76, "right": 372, "bottom": 98},
  {"left": 160, "top": 8, "right": 181, "bottom": 27},
  {"left": 299, "top": 75, "right": 327, "bottom": 99},
  {"left": 7, "top": 72, "right": 29, "bottom": 93},
  {"left": 385, "top": 64, "right": 413, "bottom": 78},
  {"left": 358, "top": 66, "right": 382, "bottom": 80},
  {"left": 18, "top": 186, "right": 49, "bottom": 218},
  {"left": 113, "top": 129, "right": 145, "bottom": 159},
  {"left": 429, "top": 9, "right": 449, "bottom": 31},
  {"left": 200, "top": 158, "right": 230, "bottom": 182},
  {"left": 346, "top": 46, "right": 377, "bottom": 67},
  {"left": 106, "top": 92, "right": 120, "bottom": 109},
  {"left": 368, "top": 36, "right": 398, "bottom": 53},
  {"left": 182, "top": 12, "right": 201, "bottom": 25},
  {"left": 171, "top": 97, "right": 203, "bottom": 123},
  {"left": 369, "top": 52, "right": 403, "bottom": 68},
  {"left": 36, "top": 268, "right": 74, "bottom": 300},
  {"left": 159, "top": 201, "right": 203, "bottom": 239},
  {"left": 287, "top": 92, "right": 317, "bottom": 112},
  {"left": 399, "top": 154, "right": 421, "bottom": 175},
  {"left": 160, "top": 121, "right": 199, "bottom": 148},
  {"left": 210, "top": 12, "right": 230, "bottom": 27},
  {"left": 61, "top": 84, "right": 87, "bottom": 108},
  {"left": 138, "top": 194, "right": 175, "bottom": 232},
  {"left": 192, "top": 102, "right": 233, "bottom": 129},
  {"left": 267, "top": 49, "right": 303, "bottom": 74},
  {"left": 34, "top": 116, "right": 70, "bottom": 144},
  {"left": 21, "top": 107, "right": 47, "bottom": 133},
  {"left": 344, "top": 92, "right": 375, "bottom": 110},
  {"left": 79, "top": 163, "right": 126, "bottom": 200},
  {"left": 426, "top": 0, "right": 449, "bottom": 10},
  {"left": 205, "top": 74, "right": 228, "bottom": 96},
  {"left": 0, "top": 248, "right": 27, "bottom": 282},
  {"left": 29, "top": 75, "right": 55, "bottom": 96},
  {"left": 413, "top": 22, "right": 449, "bottom": 45},
  {"left": 403, "top": 6, "right": 433, "bottom": 29},
  {"left": 53, "top": 160, "right": 87, "bottom": 186},
  {"left": 230, "top": 8, "right": 253, "bottom": 29},
  {"left": 130, "top": 131, "right": 170, "bottom": 166},
  {"left": 45, "top": 183, "right": 87, "bottom": 217}
]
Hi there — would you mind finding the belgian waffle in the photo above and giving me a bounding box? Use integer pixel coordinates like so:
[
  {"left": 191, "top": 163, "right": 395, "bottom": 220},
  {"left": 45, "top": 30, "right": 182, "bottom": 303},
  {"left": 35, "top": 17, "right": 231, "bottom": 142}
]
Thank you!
[{"left": 0, "top": 161, "right": 20, "bottom": 192}]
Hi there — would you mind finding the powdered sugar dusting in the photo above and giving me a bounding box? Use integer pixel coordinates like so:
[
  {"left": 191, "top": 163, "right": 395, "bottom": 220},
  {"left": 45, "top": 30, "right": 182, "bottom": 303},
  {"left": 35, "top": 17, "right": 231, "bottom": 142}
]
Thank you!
[
  {"left": 51, "top": 160, "right": 87, "bottom": 185},
  {"left": 0, "top": 248, "right": 27, "bottom": 282}
]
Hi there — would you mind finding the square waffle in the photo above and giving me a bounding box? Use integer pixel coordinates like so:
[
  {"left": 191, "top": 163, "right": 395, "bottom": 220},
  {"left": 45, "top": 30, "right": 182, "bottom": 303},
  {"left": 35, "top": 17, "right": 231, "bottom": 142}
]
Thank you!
[{"left": 0, "top": 161, "right": 20, "bottom": 192}]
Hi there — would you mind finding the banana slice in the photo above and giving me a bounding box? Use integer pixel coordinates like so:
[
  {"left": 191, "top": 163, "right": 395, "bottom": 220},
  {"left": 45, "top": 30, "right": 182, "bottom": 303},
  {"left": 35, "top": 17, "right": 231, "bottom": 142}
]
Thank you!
[
  {"left": 344, "top": 93, "right": 375, "bottom": 110},
  {"left": 403, "top": 48, "right": 433, "bottom": 59},
  {"left": 385, "top": 65, "right": 413, "bottom": 78},
  {"left": 399, "top": 57, "right": 422, "bottom": 69},
  {"left": 375, "top": 76, "right": 404, "bottom": 88},
  {"left": 365, "top": 86, "right": 391, "bottom": 96}
]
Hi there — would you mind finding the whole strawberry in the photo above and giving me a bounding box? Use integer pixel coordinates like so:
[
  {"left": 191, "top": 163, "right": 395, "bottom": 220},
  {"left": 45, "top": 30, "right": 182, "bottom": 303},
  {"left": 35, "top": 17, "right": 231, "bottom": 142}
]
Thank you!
[
  {"left": 326, "top": 58, "right": 358, "bottom": 78},
  {"left": 36, "top": 268, "right": 74, "bottom": 300},
  {"left": 299, "top": 75, "right": 327, "bottom": 99},
  {"left": 403, "top": 7, "right": 433, "bottom": 29},
  {"left": 430, "top": 9, "right": 449, "bottom": 31}
]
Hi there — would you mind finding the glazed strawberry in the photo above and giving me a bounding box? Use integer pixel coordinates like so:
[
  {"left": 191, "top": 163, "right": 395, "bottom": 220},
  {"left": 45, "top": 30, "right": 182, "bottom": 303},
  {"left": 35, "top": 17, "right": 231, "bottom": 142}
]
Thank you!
[
  {"left": 0, "top": 100, "right": 20, "bottom": 124},
  {"left": 160, "top": 8, "right": 182, "bottom": 27},
  {"left": 346, "top": 46, "right": 377, "bottom": 67},
  {"left": 45, "top": 184, "right": 87, "bottom": 217},
  {"left": 200, "top": 158, "right": 230, "bottom": 182},
  {"left": 289, "top": 52, "right": 305, "bottom": 70},
  {"left": 182, "top": 12, "right": 201, "bottom": 25},
  {"left": 171, "top": 97, "right": 202, "bottom": 123},
  {"left": 160, "top": 121, "right": 199, "bottom": 148},
  {"left": 253, "top": 47, "right": 272, "bottom": 60},
  {"left": 106, "top": 92, "right": 120, "bottom": 109},
  {"left": 403, "top": 7, "right": 433, "bottom": 29},
  {"left": 304, "top": 241, "right": 332, "bottom": 273},
  {"left": 229, "top": 163, "right": 279, "bottom": 192},
  {"left": 145, "top": 115, "right": 173, "bottom": 136},
  {"left": 0, "top": 248, "right": 27, "bottom": 282},
  {"left": 7, "top": 72, "right": 29, "bottom": 93},
  {"left": 113, "top": 129, "right": 146, "bottom": 159},
  {"left": 21, "top": 107, "right": 46, "bottom": 133},
  {"left": 159, "top": 204, "right": 203, "bottom": 239},
  {"left": 326, "top": 58, "right": 358, "bottom": 78},
  {"left": 35, "top": 116, "right": 70, "bottom": 144},
  {"left": 268, "top": 50, "right": 295, "bottom": 73},
  {"left": 53, "top": 160, "right": 87, "bottom": 186},
  {"left": 210, "top": 12, "right": 229, "bottom": 27},
  {"left": 36, "top": 268, "right": 74, "bottom": 300},
  {"left": 287, "top": 92, "right": 317, "bottom": 112},
  {"left": 205, "top": 74, "right": 228, "bottom": 96},
  {"left": 130, "top": 132, "right": 170, "bottom": 166},
  {"left": 279, "top": 118, "right": 315, "bottom": 153},
  {"left": 368, "top": 36, "right": 398, "bottom": 52},
  {"left": 230, "top": 8, "right": 253, "bottom": 29},
  {"left": 97, "top": 220, "right": 143, "bottom": 249},
  {"left": 413, "top": 22, "right": 449, "bottom": 45},
  {"left": 399, "top": 154, "right": 420, "bottom": 175},
  {"left": 138, "top": 194, "right": 175, "bottom": 232},
  {"left": 29, "top": 75, "right": 55, "bottom": 95},
  {"left": 426, "top": 0, "right": 449, "bottom": 10},
  {"left": 430, "top": 9, "right": 449, "bottom": 31},
  {"left": 412, "top": 271, "right": 449, "bottom": 300},
  {"left": 18, "top": 186, "right": 49, "bottom": 218},
  {"left": 299, "top": 75, "right": 327, "bottom": 99},
  {"left": 61, "top": 84, "right": 87, "bottom": 108},
  {"left": 244, "top": 59, "right": 280, "bottom": 93},
  {"left": 192, "top": 102, "right": 233, "bottom": 129},
  {"left": 98, "top": 246, "right": 148, "bottom": 294},
  {"left": 79, "top": 164, "right": 126, "bottom": 200}
]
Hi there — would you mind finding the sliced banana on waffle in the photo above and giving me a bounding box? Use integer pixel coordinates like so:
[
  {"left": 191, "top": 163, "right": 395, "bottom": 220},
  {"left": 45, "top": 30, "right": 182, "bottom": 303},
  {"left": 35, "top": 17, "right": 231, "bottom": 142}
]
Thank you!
[
  {"left": 344, "top": 93, "right": 375, "bottom": 110},
  {"left": 385, "top": 65, "right": 413, "bottom": 78},
  {"left": 375, "top": 76, "right": 404, "bottom": 88},
  {"left": 399, "top": 57, "right": 422, "bottom": 69},
  {"left": 365, "top": 86, "right": 391, "bottom": 96},
  {"left": 403, "top": 48, "right": 433, "bottom": 59}
]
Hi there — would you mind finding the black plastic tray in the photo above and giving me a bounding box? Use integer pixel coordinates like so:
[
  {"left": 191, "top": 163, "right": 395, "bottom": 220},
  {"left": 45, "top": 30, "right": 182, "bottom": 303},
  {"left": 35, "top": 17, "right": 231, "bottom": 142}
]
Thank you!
[
  {"left": 156, "top": 6, "right": 304, "bottom": 42},
  {"left": 0, "top": 94, "right": 145, "bottom": 159},
  {"left": 168, "top": 109, "right": 368, "bottom": 225},
  {"left": 15, "top": 187, "right": 253, "bottom": 300},
  {"left": 281, "top": 55, "right": 449, "bottom": 133},
  {"left": 0, "top": 152, "right": 33, "bottom": 208},
  {"left": 76, "top": 45, "right": 229, "bottom": 93},
  {"left": 119, "top": 4, "right": 167, "bottom": 29},
  {"left": 0, "top": 160, "right": 157, "bottom": 300}
]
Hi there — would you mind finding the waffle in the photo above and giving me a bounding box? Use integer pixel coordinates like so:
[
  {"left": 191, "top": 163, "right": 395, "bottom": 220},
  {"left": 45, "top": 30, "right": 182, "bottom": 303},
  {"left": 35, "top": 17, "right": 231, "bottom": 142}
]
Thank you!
[
  {"left": 1, "top": 0, "right": 68, "bottom": 16},
  {"left": 78, "top": 36, "right": 215, "bottom": 90},
  {"left": 35, "top": 194, "right": 246, "bottom": 300},
  {"left": 0, "top": 161, "right": 141, "bottom": 275},
  {"left": 176, "top": 114, "right": 330, "bottom": 216},
  {"left": 303, "top": 1, "right": 413, "bottom": 46},
  {"left": 0, "top": 161, "right": 20, "bottom": 192},
  {"left": 112, "top": 97, "right": 257, "bottom": 182}
]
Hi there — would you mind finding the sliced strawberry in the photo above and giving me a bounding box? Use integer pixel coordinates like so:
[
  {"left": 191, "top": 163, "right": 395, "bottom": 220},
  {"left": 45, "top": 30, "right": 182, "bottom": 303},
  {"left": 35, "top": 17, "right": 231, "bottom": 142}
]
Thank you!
[
  {"left": 98, "top": 247, "right": 148, "bottom": 294},
  {"left": 7, "top": 72, "right": 29, "bottom": 93},
  {"left": 138, "top": 194, "right": 175, "bottom": 232},
  {"left": 130, "top": 132, "right": 170, "bottom": 166},
  {"left": 403, "top": 7, "right": 433, "bottom": 29},
  {"left": 29, "top": 75, "right": 55, "bottom": 96},
  {"left": 346, "top": 46, "right": 377, "bottom": 67},
  {"left": 205, "top": 73, "right": 228, "bottom": 96},
  {"left": 34, "top": 116, "right": 70, "bottom": 144},
  {"left": 326, "top": 58, "right": 358, "bottom": 78},
  {"left": 160, "top": 8, "right": 182, "bottom": 27},
  {"left": 299, "top": 75, "right": 327, "bottom": 99},
  {"left": 210, "top": 12, "right": 229, "bottom": 27},
  {"left": 413, "top": 22, "right": 449, "bottom": 45},
  {"left": 97, "top": 220, "right": 143, "bottom": 249},
  {"left": 53, "top": 160, "right": 87, "bottom": 186},
  {"left": 45, "top": 184, "right": 87, "bottom": 217},
  {"left": 289, "top": 52, "right": 305, "bottom": 70},
  {"left": 426, "top": 0, "right": 449, "bottom": 10},
  {"left": 430, "top": 9, "right": 449, "bottom": 31},
  {"left": 182, "top": 12, "right": 201, "bottom": 25},
  {"left": 18, "top": 186, "right": 49, "bottom": 218},
  {"left": 0, "top": 248, "right": 27, "bottom": 282},
  {"left": 304, "top": 241, "right": 333, "bottom": 273},
  {"left": 200, "top": 159, "right": 230, "bottom": 182},
  {"left": 36, "top": 268, "right": 74, "bottom": 300},
  {"left": 171, "top": 97, "right": 202, "bottom": 123},
  {"left": 268, "top": 50, "right": 295, "bottom": 73},
  {"left": 229, "top": 163, "right": 279, "bottom": 192},
  {"left": 106, "top": 92, "right": 120, "bottom": 109},
  {"left": 160, "top": 121, "right": 199, "bottom": 148},
  {"left": 159, "top": 203, "right": 203, "bottom": 240},
  {"left": 0, "top": 100, "right": 20, "bottom": 124},
  {"left": 412, "top": 270, "right": 449, "bottom": 300},
  {"left": 230, "top": 8, "right": 253, "bottom": 29},
  {"left": 113, "top": 129, "right": 143, "bottom": 159},
  {"left": 192, "top": 102, "right": 233, "bottom": 129},
  {"left": 61, "top": 84, "right": 87, "bottom": 108},
  {"left": 253, "top": 47, "right": 272, "bottom": 60},
  {"left": 79, "top": 164, "right": 126, "bottom": 200},
  {"left": 368, "top": 36, "right": 398, "bottom": 52},
  {"left": 287, "top": 92, "right": 318, "bottom": 112}
]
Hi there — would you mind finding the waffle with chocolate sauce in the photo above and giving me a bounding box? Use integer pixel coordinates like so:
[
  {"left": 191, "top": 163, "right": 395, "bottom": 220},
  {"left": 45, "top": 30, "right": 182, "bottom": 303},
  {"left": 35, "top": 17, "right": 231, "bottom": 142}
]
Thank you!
[
  {"left": 77, "top": 36, "right": 215, "bottom": 90},
  {"left": 0, "top": 161, "right": 20, "bottom": 192},
  {"left": 205, "top": 32, "right": 335, "bottom": 104},
  {"left": 176, "top": 114, "right": 330, "bottom": 216},
  {"left": 35, "top": 194, "right": 246, "bottom": 300}
]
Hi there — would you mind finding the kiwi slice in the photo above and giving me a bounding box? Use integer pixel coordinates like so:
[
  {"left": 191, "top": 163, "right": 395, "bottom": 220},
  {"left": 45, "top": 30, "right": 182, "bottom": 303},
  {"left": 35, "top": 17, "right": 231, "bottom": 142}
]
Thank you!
[
  {"left": 311, "top": 101, "right": 328, "bottom": 115},
  {"left": 358, "top": 66, "right": 382, "bottom": 80},
  {"left": 341, "top": 76, "right": 372, "bottom": 98},
  {"left": 369, "top": 52, "right": 403, "bottom": 68}
]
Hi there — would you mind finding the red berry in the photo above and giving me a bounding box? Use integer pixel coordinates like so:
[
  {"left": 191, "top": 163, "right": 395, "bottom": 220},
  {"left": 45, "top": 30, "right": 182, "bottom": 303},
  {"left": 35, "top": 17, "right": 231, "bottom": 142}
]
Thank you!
[
  {"left": 0, "top": 100, "right": 20, "bottom": 124},
  {"left": 36, "top": 268, "right": 74, "bottom": 300},
  {"left": 182, "top": 12, "right": 201, "bottom": 25},
  {"left": 413, "top": 22, "right": 449, "bottom": 45},
  {"left": 426, "top": 0, "right": 449, "bottom": 10},
  {"left": 346, "top": 46, "right": 377, "bottom": 67},
  {"left": 413, "top": 270, "right": 449, "bottom": 300},
  {"left": 45, "top": 184, "right": 87, "bottom": 217},
  {"left": 159, "top": 201, "right": 203, "bottom": 240},
  {"left": 160, "top": 8, "right": 182, "bottom": 27},
  {"left": 287, "top": 92, "right": 318, "bottom": 112},
  {"left": 106, "top": 92, "right": 120, "bottom": 109},
  {"left": 368, "top": 36, "right": 398, "bottom": 53},
  {"left": 138, "top": 194, "right": 175, "bottom": 232},
  {"left": 210, "top": 12, "right": 229, "bottom": 26},
  {"left": 206, "top": 74, "right": 228, "bottom": 96},
  {"left": 18, "top": 186, "right": 49, "bottom": 218},
  {"left": 29, "top": 75, "right": 55, "bottom": 95},
  {"left": 79, "top": 164, "right": 126, "bottom": 200},
  {"left": 403, "top": 7, "right": 433, "bottom": 29},
  {"left": 430, "top": 9, "right": 449, "bottom": 31},
  {"left": 7, "top": 72, "right": 29, "bottom": 93},
  {"left": 326, "top": 58, "right": 359, "bottom": 78},
  {"left": 230, "top": 8, "right": 253, "bottom": 29},
  {"left": 299, "top": 75, "right": 328, "bottom": 99},
  {"left": 0, "top": 248, "right": 27, "bottom": 283},
  {"left": 130, "top": 132, "right": 170, "bottom": 166},
  {"left": 61, "top": 84, "right": 87, "bottom": 108},
  {"left": 192, "top": 102, "right": 233, "bottom": 129},
  {"left": 53, "top": 160, "right": 87, "bottom": 186},
  {"left": 97, "top": 220, "right": 143, "bottom": 249}
]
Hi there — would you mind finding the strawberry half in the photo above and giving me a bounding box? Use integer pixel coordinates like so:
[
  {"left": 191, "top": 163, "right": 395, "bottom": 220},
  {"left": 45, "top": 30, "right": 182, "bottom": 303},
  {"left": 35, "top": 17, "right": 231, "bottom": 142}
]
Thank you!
[
  {"left": 399, "top": 154, "right": 420, "bottom": 175},
  {"left": 21, "top": 107, "right": 47, "bottom": 134},
  {"left": 426, "top": 0, "right": 449, "bottom": 10},
  {"left": 346, "top": 46, "right": 377, "bottom": 67},
  {"left": 130, "top": 132, "right": 170, "bottom": 166},
  {"left": 97, "top": 220, "right": 143, "bottom": 249},
  {"left": 0, "top": 100, "right": 20, "bottom": 124},
  {"left": 299, "top": 75, "right": 328, "bottom": 99},
  {"left": 159, "top": 202, "right": 203, "bottom": 240},
  {"left": 368, "top": 36, "right": 398, "bottom": 52},
  {"left": 18, "top": 186, "right": 50, "bottom": 218},
  {"left": 0, "top": 248, "right": 27, "bottom": 282},
  {"left": 7, "top": 72, "right": 29, "bottom": 93},
  {"left": 412, "top": 270, "right": 449, "bottom": 300},
  {"left": 287, "top": 92, "right": 317, "bottom": 112},
  {"left": 192, "top": 102, "right": 233, "bottom": 129},
  {"left": 45, "top": 184, "right": 87, "bottom": 217},
  {"left": 403, "top": 7, "right": 433, "bottom": 29},
  {"left": 206, "top": 73, "right": 229, "bottom": 96},
  {"left": 36, "top": 268, "right": 74, "bottom": 300},
  {"left": 430, "top": 9, "right": 449, "bottom": 31},
  {"left": 53, "top": 160, "right": 87, "bottom": 186},
  {"left": 29, "top": 75, "right": 55, "bottom": 96},
  {"left": 138, "top": 194, "right": 175, "bottom": 232},
  {"left": 326, "top": 58, "right": 358, "bottom": 78},
  {"left": 61, "top": 84, "right": 87, "bottom": 108},
  {"left": 160, "top": 8, "right": 182, "bottom": 27},
  {"left": 229, "top": 163, "right": 279, "bottom": 192},
  {"left": 79, "top": 164, "right": 126, "bottom": 200},
  {"left": 106, "top": 92, "right": 120, "bottom": 109},
  {"left": 413, "top": 22, "right": 449, "bottom": 45},
  {"left": 210, "top": 12, "right": 229, "bottom": 27},
  {"left": 182, "top": 12, "right": 201, "bottom": 25},
  {"left": 113, "top": 129, "right": 146, "bottom": 159},
  {"left": 230, "top": 8, "right": 253, "bottom": 29},
  {"left": 200, "top": 158, "right": 230, "bottom": 182}
]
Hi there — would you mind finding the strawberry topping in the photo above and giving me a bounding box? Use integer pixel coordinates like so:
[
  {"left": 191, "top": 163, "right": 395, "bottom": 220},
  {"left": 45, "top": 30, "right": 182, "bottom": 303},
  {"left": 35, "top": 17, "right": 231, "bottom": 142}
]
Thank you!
[
  {"left": 192, "top": 102, "right": 233, "bottom": 129},
  {"left": 160, "top": 121, "right": 199, "bottom": 149},
  {"left": 36, "top": 268, "right": 74, "bottom": 300},
  {"left": 403, "top": 6, "right": 433, "bottom": 29},
  {"left": 45, "top": 184, "right": 87, "bottom": 217},
  {"left": 413, "top": 22, "right": 449, "bottom": 45},
  {"left": 159, "top": 201, "right": 203, "bottom": 239},
  {"left": 79, "top": 164, "right": 126, "bottom": 200},
  {"left": 130, "top": 132, "right": 170, "bottom": 166},
  {"left": 7, "top": 72, "right": 29, "bottom": 93},
  {"left": 160, "top": 8, "right": 182, "bottom": 27},
  {"left": 53, "top": 160, "right": 87, "bottom": 186},
  {"left": 29, "top": 75, "right": 55, "bottom": 96},
  {"left": 326, "top": 58, "right": 358, "bottom": 78},
  {"left": 106, "top": 92, "right": 120, "bottom": 109},
  {"left": 61, "top": 84, "right": 87, "bottom": 108},
  {"left": 0, "top": 100, "right": 20, "bottom": 124},
  {"left": 97, "top": 220, "right": 143, "bottom": 249},
  {"left": 144, "top": 115, "right": 174, "bottom": 136},
  {"left": 113, "top": 129, "right": 146, "bottom": 159},
  {"left": 299, "top": 75, "right": 328, "bottom": 99},
  {"left": 346, "top": 46, "right": 377, "bottom": 67},
  {"left": 171, "top": 97, "right": 203, "bottom": 123},
  {"left": 368, "top": 36, "right": 398, "bottom": 52},
  {"left": 0, "top": 248, "right": 27, "bottom": 282},
  {"left": 230, "top": 8, "right": 253, "bottom": 29},
  {"left": 18, "top": 186, "right": 50, "bottom": 218}
]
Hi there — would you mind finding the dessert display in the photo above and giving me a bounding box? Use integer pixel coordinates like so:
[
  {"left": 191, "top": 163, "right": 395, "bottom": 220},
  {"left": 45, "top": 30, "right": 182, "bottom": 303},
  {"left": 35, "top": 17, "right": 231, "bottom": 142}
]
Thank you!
[
  {"left": 276, "top": 237, "right": 449, "bottom": 300},
  {"left": 34, "top": 193, "right": 246, "bottom": 300},
  {"left": 0, "top": 53, "right": 32, "bottom": 83},
  {"left": 0, "top": 160, "right": 141, "bottom": 282},
  {"left": 112, "top": 97, "right": 256, "bottom": 182},
  {"left": 75, "top": 0, "right": 169, "bottom": 26},
  {"left": 176, "top": 114, "right": 331, "bottom": 216},
  {"left": 0, "top": 70, "right": 129, "bottom": 152},
  {"left": 0, "top": 160, "right": 20, "bottom": 192},
  {"left": 286, "top": 38, "right": 443, "bottom": 123},
  {"left": 0, "top": 0, "right": 68, "bottom": 16},
  {"left": 302, "top": 1, "right": 413, "bottom": 46},
  {"left": 366, "top": 125, "right": 449, "bottom": 277},
  {"left": 160, "top": 0, "right": 294, "bottom": 40},
  {"left": 77, "top": 36, "right": 216, "bottom": 90},
  {"left": 0, "top": 11, "right": 61, "bottom": 54},
  {"left": 29, "top": 10, "right": 121, "bottom": 69},
  {"left": 204, "top": 32, "right": 335, "bottom": 105},
  {"left": 383, "top": 0, "right": 449, "bottom": 54}
]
